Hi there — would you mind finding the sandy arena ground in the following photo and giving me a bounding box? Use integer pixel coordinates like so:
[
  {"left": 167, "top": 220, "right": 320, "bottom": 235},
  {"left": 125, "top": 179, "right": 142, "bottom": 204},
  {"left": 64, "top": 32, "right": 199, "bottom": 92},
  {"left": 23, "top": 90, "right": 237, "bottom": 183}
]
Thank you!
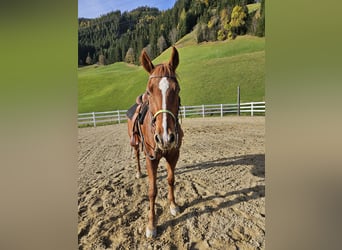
[{"left": 78, "top": 116, "right": 265, "bottom": 249}]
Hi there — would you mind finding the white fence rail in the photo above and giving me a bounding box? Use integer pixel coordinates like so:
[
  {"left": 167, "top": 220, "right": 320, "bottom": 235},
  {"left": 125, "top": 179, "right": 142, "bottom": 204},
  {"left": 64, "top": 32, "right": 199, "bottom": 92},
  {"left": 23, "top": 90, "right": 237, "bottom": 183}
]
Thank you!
[
  {"left": 78, "top": 102, "right": 265, "bottom": 127},
  {"left": 78, "top": 110, "right": 128, "bottom": 127}
]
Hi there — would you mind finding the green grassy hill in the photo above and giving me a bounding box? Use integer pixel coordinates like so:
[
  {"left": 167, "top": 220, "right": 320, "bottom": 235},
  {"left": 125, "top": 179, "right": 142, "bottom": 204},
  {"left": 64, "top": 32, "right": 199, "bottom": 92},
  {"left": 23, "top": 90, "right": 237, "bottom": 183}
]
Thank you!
[{"left": 78, "top": 35, "right": 265, "bottom": 113}]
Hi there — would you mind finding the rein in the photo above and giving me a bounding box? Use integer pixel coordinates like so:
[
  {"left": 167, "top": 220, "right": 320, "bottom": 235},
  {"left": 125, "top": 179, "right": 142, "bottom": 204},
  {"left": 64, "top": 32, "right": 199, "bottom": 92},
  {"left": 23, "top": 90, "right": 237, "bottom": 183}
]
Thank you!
[{"left": 137, "top": 114, "right": 158, "bottom": 160}]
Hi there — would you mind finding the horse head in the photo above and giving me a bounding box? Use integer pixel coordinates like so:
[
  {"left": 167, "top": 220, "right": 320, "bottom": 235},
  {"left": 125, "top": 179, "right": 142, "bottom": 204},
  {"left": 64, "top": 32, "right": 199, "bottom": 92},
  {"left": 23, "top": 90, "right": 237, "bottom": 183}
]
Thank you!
[{"left": 140, "top": 47, "right": 181, "bottom": 151}]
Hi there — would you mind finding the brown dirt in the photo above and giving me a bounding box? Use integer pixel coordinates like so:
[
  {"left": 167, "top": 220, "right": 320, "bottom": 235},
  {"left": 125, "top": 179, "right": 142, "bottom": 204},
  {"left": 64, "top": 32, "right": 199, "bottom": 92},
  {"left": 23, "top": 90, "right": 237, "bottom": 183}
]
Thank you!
[{"left": 78, "top": 116, "right": 265, "bottom": 249}]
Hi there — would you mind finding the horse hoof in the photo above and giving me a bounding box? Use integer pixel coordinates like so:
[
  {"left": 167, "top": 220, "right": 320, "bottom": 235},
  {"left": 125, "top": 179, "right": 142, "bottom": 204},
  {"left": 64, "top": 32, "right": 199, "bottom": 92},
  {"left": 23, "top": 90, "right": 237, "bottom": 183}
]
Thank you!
[
  {"left": 170, "top": 206, "right": 180, "bottom": 216},
  {"left": 146, "top": 227, "right": 157, "bottom": 238},
  {"left": 135, "top": 172, "right": 142, "bottom": 179}
]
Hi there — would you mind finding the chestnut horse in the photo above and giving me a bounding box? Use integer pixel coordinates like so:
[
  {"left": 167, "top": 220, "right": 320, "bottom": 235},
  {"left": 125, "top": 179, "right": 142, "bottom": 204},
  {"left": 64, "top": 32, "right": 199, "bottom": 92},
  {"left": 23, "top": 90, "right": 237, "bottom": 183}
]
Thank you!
[{"left": 127, "top": 47, "right": 183, "bottom": 238}]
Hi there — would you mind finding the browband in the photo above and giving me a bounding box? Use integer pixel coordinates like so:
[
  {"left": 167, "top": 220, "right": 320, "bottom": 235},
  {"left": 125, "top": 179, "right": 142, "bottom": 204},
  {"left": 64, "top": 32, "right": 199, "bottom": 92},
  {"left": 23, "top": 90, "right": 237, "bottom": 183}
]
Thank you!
[{"left": 149, "top": 75, "right": 177, "bottom": 80}]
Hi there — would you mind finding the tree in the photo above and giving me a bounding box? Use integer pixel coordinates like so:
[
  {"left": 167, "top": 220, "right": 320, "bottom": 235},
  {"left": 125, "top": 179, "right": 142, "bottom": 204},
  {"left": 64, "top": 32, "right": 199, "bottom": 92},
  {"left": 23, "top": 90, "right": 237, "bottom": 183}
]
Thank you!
[
  {"left": 256, "top": 0, "right": 265, "bottom": 37},
  {"left": 114, "top": 44, "right": 122, "bottom": 62},
  {"left": 92, "top": 53, "right": 97, "bottom": 64},
  {"left": 194, "top": 23, "right": 209, "bottom": 43},
  {"left": 217, "top": 29, "right": 225, "bottom": 41},
  {"left": 144, "top": 44, "right": 152, "bottom": 58},
  {"left": 125, "top": 47, "right": 135, "bottom": 64},
  {"left": 217, "top": 8, "right": 230, "bottom": 41},
  {"left": 98, "top": 50, "right": 105, "bottom": 65},
  {"left": 177, "top": 8, "right": 187, "bottom": 39},
  {"left": 107, "top": 47, "right": 115, "bottom": 64},
  {"left": 207, "top": 14, "right": 219, "bottom": 41},
  {"left": 157, "top": 35, "right": 167, "bottom": 54},
  {"left": 169, "top": 27, "right": 178, "bottom": 45},
  {"left": 85, "top": 52, "right": 92, "bottom": 65},
  {"left": 229, "top": 5, "right": 248, "bottom": 37}
]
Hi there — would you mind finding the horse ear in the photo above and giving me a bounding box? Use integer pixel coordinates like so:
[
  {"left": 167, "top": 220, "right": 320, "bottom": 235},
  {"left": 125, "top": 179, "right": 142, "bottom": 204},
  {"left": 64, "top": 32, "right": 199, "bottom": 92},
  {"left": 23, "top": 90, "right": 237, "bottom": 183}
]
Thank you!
[
  {"left": 168, "top": 46, "right": 179, "bottom": 70},
  {"left": 140, "top": 49, "right": 154, "bottom": 74}
]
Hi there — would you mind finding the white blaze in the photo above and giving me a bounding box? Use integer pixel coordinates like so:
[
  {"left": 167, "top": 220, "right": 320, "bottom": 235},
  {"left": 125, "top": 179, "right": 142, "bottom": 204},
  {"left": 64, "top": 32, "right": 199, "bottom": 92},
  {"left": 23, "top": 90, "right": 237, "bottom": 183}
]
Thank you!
[{"left": 159, "top": 77, "right": 169, "bottom": 143}]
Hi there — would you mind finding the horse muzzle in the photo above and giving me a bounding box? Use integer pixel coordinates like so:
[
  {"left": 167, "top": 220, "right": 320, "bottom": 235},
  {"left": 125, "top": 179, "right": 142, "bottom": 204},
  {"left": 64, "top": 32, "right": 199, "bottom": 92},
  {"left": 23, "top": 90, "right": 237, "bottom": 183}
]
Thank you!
[{"left": 154, "top": 132, "right": 177, "bottom": 151}]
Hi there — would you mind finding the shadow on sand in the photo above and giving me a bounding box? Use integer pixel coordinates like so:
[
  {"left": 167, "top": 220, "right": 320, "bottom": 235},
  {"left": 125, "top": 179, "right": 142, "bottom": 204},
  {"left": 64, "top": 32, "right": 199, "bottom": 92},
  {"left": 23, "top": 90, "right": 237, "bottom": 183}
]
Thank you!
[
  {"left": 158, "top": 154, "right": 265, "bottom": 236},
  {"left": 176, "top": 154, "right": 265, "bottom": 178}
]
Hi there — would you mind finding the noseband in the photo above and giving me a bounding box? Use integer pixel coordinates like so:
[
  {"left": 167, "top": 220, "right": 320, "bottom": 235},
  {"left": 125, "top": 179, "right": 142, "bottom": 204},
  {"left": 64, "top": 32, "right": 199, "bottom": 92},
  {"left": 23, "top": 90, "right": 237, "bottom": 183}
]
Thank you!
[
  {"left": 139, "top": 75, "right": 181, "bottom": 160},
  {"left": 152, "top": 109, "right": 177, "bottom": 124}
]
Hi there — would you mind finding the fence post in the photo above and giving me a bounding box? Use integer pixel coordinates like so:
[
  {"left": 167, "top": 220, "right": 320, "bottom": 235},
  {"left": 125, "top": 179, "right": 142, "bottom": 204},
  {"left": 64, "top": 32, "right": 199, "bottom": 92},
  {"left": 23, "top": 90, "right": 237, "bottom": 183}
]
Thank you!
[
  {"left": 237, "top": 85, "right": 240, "bottom": 116},
  {"left": 117, "top": 110, "right": 121, "bottom": 123},
  {"left": 92, "top": 112, "right": 96, "bottom": 127},
  {"left": 202, "top": 105, "right": 205, "bottom": 118},
  {"left": 251, "top": 102, "right": 254, "bottom": 116},
  {"left": 183, "top": 106, "right": 186, "bottom": 118},
  {"left": 220, "top": 104, "right": 223, "bottom": 117}
]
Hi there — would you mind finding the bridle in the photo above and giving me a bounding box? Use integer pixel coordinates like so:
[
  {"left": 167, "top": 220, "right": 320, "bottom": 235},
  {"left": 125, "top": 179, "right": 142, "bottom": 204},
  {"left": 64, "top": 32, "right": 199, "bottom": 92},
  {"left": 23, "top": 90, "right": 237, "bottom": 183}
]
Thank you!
[{"left": 138, "top": 74, "right": 181, "bottom": 160}]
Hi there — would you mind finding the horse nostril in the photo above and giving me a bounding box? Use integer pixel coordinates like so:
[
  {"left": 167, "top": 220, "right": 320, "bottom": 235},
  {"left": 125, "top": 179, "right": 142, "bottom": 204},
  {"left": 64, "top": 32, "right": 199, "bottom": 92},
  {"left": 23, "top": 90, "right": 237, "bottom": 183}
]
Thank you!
[
  {"left": 169, "top": 133, "right": 175, "bottom": 143},
  {"left": 154, "top": 134, "right": 161, "bottom": 144}
]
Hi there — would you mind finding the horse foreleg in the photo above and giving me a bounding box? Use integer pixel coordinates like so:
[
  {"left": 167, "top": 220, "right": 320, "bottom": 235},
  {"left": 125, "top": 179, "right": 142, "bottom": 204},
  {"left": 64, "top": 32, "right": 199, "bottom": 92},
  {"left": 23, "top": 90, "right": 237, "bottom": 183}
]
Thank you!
[
  {"left": 134, "top": 145, "right": 142, "bottom": 179},
  {"left": 166, "top": 152, "right": 180, "bottom": 216},
  {"left": 145, "top": 158, "right": 158, "bottom": 238}
]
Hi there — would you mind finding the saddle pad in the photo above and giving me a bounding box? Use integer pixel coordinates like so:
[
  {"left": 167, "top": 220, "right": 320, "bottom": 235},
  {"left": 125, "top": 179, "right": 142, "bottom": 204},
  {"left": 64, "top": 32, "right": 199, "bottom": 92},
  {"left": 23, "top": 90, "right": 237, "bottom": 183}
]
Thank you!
[{"left": 126, "top": 103, "right": 138, "bottom": 120}]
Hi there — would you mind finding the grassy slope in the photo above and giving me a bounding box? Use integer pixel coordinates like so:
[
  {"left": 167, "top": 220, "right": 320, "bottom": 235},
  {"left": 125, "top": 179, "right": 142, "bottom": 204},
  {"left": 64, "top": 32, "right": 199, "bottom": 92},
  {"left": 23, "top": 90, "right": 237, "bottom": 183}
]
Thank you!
[
  {"left": 78, "top": 35, "right": 265, "bottom": 113},
  {"left": 78, "top": 63, "right": 145, "bottom": 113}
]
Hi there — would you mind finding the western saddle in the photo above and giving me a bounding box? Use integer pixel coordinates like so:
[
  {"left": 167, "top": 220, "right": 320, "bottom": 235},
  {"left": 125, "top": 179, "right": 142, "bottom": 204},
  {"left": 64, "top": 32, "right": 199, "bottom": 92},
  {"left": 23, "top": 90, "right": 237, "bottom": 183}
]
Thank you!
[{"left": 127, "top": 93, "right": 149, "bottom": 147}]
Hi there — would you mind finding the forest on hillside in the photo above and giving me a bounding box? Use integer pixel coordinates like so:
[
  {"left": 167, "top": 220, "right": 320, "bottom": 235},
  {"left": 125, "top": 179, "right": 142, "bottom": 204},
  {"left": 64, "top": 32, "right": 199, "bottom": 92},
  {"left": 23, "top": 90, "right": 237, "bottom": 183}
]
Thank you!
[{"left": 78, "top": 0, "right": 265, "bottom": 66}]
